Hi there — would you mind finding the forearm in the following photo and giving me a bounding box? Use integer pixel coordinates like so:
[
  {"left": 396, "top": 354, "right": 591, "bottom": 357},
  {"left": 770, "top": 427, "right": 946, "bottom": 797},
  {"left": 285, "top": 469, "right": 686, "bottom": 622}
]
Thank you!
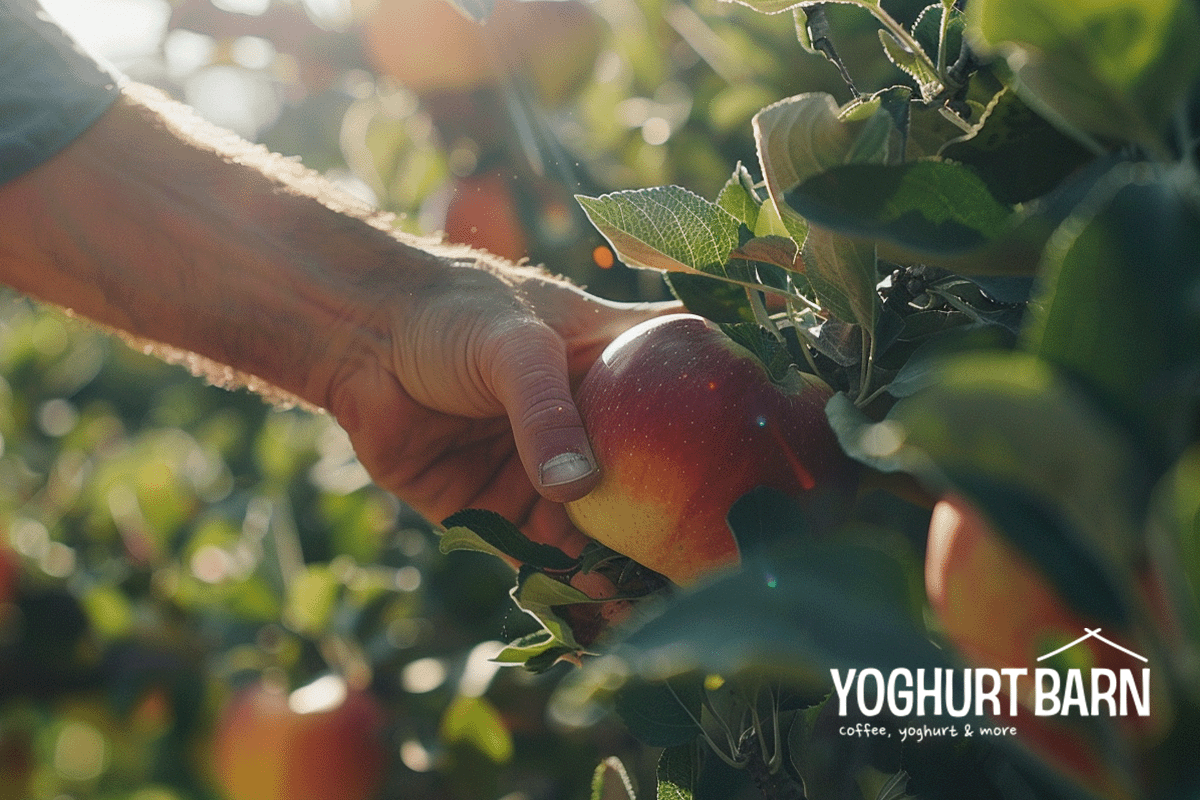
[{"left": 0, "top": 83, "right": 446, "bottom": 408}]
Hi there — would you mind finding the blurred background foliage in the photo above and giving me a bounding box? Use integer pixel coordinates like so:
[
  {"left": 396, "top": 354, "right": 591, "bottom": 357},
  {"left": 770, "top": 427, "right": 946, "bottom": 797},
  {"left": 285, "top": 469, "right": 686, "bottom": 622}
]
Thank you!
[{"left": 0, "top": 0, "right": 923, "bottom": 797}]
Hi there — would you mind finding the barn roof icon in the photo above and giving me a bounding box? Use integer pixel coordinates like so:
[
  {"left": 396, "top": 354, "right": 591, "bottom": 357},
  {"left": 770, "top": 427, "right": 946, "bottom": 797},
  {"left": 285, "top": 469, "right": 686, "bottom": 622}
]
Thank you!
[{"left": 1036, "top": 628, "right": 1148, "bottom": 664}]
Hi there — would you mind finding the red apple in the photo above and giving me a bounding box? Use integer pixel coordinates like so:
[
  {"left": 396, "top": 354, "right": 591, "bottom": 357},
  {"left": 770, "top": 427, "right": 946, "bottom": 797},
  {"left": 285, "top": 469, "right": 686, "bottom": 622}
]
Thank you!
[
  {"left": 212, "top": 675, "right": 389, "bottom": 800},
  {"left": 925, "top": 495, "right": 1170, "bottom": 792},
  {"left": 565, "top": 314, "right": 857, "bottom": 586},
  {"left": 440, "top": 171, "right": 528, "bottom": 261},
  {"left": 925, "top": 496, "right": 1165, "bottom": 687},
  {"left": 926, "top": 495, "right": 1103, "bottom": 674},
  {"left": 0, "top": 546, "right": 19, "bottom": 606}
]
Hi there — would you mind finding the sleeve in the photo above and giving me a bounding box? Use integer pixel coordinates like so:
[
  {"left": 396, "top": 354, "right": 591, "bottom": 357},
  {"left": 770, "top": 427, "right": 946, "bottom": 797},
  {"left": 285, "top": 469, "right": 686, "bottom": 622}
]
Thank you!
[{"left": 0, "top": 0, "right": 124, "bottom": 184}]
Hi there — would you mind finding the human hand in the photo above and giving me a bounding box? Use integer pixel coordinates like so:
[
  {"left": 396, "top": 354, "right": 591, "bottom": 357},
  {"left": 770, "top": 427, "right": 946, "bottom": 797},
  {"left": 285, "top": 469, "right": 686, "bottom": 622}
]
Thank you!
[
  {"left": 323, "top": 252, "right": 676, "bottom": 555},
  {"left": 0, "top": 79, "right": 671, "bottom": 554}
]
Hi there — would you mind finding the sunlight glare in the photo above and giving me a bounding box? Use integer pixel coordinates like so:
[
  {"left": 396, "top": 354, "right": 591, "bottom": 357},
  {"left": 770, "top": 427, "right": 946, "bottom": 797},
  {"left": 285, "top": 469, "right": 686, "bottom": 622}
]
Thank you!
[
  {"left": 40, "top": 0, "right": 170, "bottom": 66},
  {"left": 288, "top": 674, "right": 349, "bottom": 714}
]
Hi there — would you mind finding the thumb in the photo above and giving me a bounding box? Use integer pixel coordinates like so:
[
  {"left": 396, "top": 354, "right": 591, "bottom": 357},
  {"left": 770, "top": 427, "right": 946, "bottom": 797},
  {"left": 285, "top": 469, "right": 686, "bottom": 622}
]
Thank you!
[{"left": 486, "top": 319, "right": 600, "bottom": 504}]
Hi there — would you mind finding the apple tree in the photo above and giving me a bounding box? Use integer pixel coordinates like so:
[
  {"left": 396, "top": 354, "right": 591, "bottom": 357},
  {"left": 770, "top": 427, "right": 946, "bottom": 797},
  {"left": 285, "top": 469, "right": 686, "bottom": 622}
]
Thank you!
[
  {"left": 2, "top": 0, "right": 1198, "bottom": 799},
  {"left": 442, "top": 0, "right": 1200, "bottom": 797}
]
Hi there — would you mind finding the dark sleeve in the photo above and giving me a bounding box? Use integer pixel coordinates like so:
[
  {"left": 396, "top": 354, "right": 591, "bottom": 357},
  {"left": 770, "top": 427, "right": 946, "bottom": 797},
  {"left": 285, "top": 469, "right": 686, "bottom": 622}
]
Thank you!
[{"left": 0, "top": 0, "right": 123, "bottom": 184}]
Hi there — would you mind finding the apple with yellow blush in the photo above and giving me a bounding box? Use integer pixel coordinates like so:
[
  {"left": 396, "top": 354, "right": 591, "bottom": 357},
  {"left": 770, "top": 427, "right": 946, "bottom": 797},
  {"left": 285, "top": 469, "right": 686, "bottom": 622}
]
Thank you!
[{"left": 566, "top": 314, "right": 858, "bottom": 586}]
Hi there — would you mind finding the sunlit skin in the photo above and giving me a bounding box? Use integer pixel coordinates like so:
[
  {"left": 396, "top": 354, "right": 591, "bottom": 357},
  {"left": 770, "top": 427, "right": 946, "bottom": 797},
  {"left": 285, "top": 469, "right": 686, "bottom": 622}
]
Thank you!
[
  {"left": 0, "top": 84, "right": 674, "bottom": 557},
  {"left": 567, "top": 314, "right": 856, "bottom": 585}
]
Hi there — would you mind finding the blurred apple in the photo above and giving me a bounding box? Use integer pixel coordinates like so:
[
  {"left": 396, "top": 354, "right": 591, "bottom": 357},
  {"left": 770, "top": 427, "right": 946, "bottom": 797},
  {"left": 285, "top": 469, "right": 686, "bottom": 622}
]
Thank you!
[
  {"left": 0, "top": 546, "right": 18, "bottom": 606},
  {"left": 924, "top": 495, "right": 1156, "bottom": 679},
  {"left": 925, "top": 494, "right": 1170, "bottom": 793},
  {"left": 358, "top": 0, "right": 603, "bottom": 104},
  {"left": 566, "top": 314, "right": 857, "bottom": 586},
  {"left": 439, "top": 170, "right": 528, "bottom": 261},
  {"left": 213, "top": 674, "right": 388, "bottom": 800},
  {"left": 0, "top": 727, "right": 32, "bottom": 800}
]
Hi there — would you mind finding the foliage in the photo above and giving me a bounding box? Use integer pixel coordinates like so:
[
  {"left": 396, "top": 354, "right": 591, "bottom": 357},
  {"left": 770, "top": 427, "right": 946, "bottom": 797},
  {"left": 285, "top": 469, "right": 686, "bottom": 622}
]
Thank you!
[
  {"left": 442, "top": 0, "right": 1200, "bottom": 797},
  {"left": 7, "top": 0, "right": 1200, "bottom": 798}
]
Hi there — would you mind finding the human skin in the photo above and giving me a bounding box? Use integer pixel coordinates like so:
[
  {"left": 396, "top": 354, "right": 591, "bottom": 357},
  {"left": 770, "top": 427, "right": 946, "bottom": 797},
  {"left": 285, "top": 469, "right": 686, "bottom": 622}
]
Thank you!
[{"left": 0, "top": 83, "right": 671, "bottom": 553}]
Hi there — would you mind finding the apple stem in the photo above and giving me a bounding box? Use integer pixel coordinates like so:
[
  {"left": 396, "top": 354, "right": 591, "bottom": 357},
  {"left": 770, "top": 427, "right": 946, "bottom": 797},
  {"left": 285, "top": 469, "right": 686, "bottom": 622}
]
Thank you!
[
  {"left": 935, "top": 0, "right": 953, "bottom": 87},
  {"left": 784, "top": 298, "right": 822, "bottom": 376},
  {"left": 668, "top": 681, "right": 748, "bottom": 769},
  {"left": 854, "top": 330, "right": 878, "bottom": 407},
  {"left": 747, "top": 288, "right": 785, "bottom": 342},
  {"left": 784, "top": 274, "right": 823, "bottom": 314},
  {"left": 702, "top": 686, "right": 745, "bottom": 759},
  {"left": 748, "top": 685, "right": 784, "bottom": 775},
  {"left": 857, "top": 382, "right": 892, "bottom": 408}
]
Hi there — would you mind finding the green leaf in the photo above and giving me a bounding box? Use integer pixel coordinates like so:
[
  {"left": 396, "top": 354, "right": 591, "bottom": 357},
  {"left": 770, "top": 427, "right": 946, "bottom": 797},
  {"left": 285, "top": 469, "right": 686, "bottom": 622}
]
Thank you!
[
  {"left": 725, "top": 486, "right": 807, "bottom": 560},
  {"left": 493, "top": 630, "right": 562, "bottom": 664},
  {"left": 664, "top": 274, "right": 756, "bottom": 324},
  {"left": 838, "top": 89, "right": 909, "bottom": 164},
  {"left": 906, "top": 100, "right": 984, "bottom": 160},
  {"left": 792, "top": 7, "right": 818, "bottom": 55},
  {"left": 1147, "top": 446, "right": 1200, "bottom": 676},
  {"left": 878, "top": 29, "right": 940, "bottom": 97},
  {"left": 726, "top": 0, "right": 878, "bottom": 17},
  {"left": 872, "top": 352, "right": 1151, "bottom": 620},
  {"left": 577, "top": 187, "right": 741, "bottom": 276},
  {"left": 588, "top": 542, "right": 944, "bottom": 691},
  {"left": 753, "top": 93, "right": 886, "bottom": 193},
  {"left": 752, "top": 196, "right": 797, "bottom": 240},
  {"left": 752, "top": 92, "right": 894, "bottom": 243},
  {"left": 510, "top": 570, "right": 588, "bottom": 650},
  {"left": 1022, "top": 166, "right": 1200, "bottom": 463},
  {"left": 787, "top": 161, "right": 1016, "bottom": 255},
  {"left": 940, "top": 88, "right": 1095, "bottom": 204},
  {"left": 883, "top": 325, "right": 1002, "bottom": 399},
  {"left": 913, "top": 2, "right": 965, "bottom": 68},
  {"left": 440, "top": 695, "right": 514, "bottom": 764},
  {"left": 752, "top": 93, "right": 919, "bottom": 328},
  {"left": 728, "top": 236, "right": 803, "bottom": 274},
  {"left": 825, "top": 391, "right": 898, "bottom": 473},
  {"left": 719, "top": 324, "right": 796, "bottom": 384},
  {"left": 657, "top": 744, "right": 699, "bottom": 800},
  {"left": 612, "top": 675, "right": 705, "bottom": 747},
  {"left": 967, "top": 0, "right": 1200, "bottom": 147},
  {"left": 800, "top": 225, "right": 879, "bottom": 329},
  {"left": 283, "top": 564, "right": 339, "bottom": 637},
  {"left": 948, "top": 475, "right": 1131, "bottom": 625},
  {"left": 716, "top": 163, "right": 762, "bottom": 229},
  {"left": 441, "top": 509, "right": 578, "bottom": 571},
  {"left": 592, "top": 757, "right": 637, "bottom": 800}
]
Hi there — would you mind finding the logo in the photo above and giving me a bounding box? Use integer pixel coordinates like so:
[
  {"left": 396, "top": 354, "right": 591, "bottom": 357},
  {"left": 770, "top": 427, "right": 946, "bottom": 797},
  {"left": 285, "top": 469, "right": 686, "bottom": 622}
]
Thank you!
[
  {"left": 830, "top": 628, "right": 1151, "bottom": 742},
  {"left": 1031, "top": 627, "right": 1149, "bottom": 716}
]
